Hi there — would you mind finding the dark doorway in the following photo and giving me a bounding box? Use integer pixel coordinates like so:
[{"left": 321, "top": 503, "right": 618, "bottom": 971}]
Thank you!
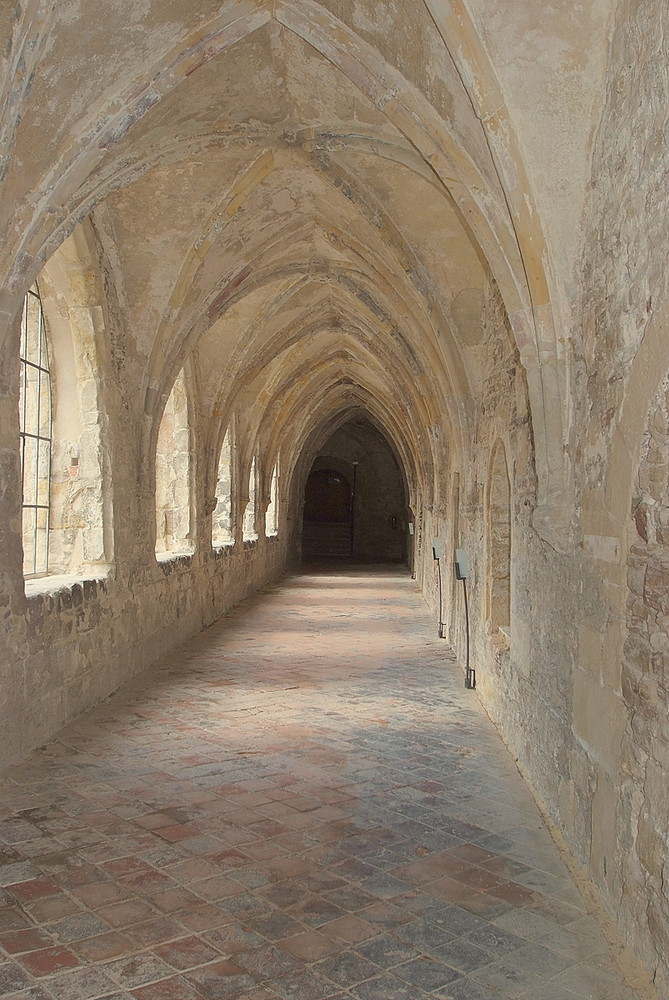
[
  {"left": 301, "top": 417, "right": 407, "bottom": 562},
  {"left": 304, "top": 469, "right": 351, "bottom": 523},
  {"left": 302, "top": 468, "right": 352, "bottom": 558}
]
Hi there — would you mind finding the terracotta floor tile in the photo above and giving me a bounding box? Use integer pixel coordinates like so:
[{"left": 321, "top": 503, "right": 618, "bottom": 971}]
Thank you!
[
  {"left": 131, "top": 973, "right": 203, "bottom": 1000},
  {"left": 358, "top": 901, "right": 414, "bottom": 929},
  {"left": 17, "top": 944, "right": 80, "bottom": 977},
  {"left": 119, "top": 870, "right": 177, "bottom": 894},
  {"left": 173, "top": 902, "right": 231, "bottom": 932},
  {"left": 101, "top": 857, "right": 153, "bottom": 879},
  {"left": 153, "top": 823, "right": 201, "bottom": 843},
  {"left": 36, "top": 965, "right": 118, "bottom": 1000},
  {"left": 146, "top": 887, "right": 202, "bottom": 914},
  {"left": 427, "top": 875, "right": 481, "bottom": 904},
  {"left": 0, "top": 957, "right": 35, "bottom": 993},
  {"left": 96, "top": 899, "right": 157, "bottom": 928},
  {"left": 8, "top": 878, "right": 61, "bottom": 902},
  {"left": 162, "top": 859, "right": 218, "bottom": 883},
  {"left": 0, "top": 907, "right": 34, "bottom": 933},
  {"left": 0, "top": 927, "right": 55, "bottom": 954},
  {"left": 324, "top": 914, "right": 379, "bottom": 944},
  {"left": 265, "top": 857, "right": 311, "bottom": 881},
  {"left": 69, "top": 881, "right": 131, "bottom": 908},
  {"left": 240, "top": 841, "right": 287, "bottom": 863},
  {"left": 71, "top": 929, "right": 139, "bottom": 962},
  {"left": 278, "top": 929, "right": 342, "bottom": 961},
  {"left": 0, "top": 568, "right": 639, "bottom": 1000},
  {"left": 104, "top": 951, "right": 175, "bottom": 989},
  {"left": 134, "top": 813, "right": 180, "bottom": 831},
  {"left": 184, "top": 958, "right": 255, "bottom": 998},
  {"left": 152, "top": 933, "right": 221, "bottom": 969},
  {"left": 191, "top": 874, "right": 245, "bottom": 900},
  {"left": 128, "top": 916, "right": 184, "bottom": 947},
  {"left": 456, "top": 889, "right": 515, "bottom": 920},
  {"left": 202, "top": 920, "right": 266, "bottom": 954}
]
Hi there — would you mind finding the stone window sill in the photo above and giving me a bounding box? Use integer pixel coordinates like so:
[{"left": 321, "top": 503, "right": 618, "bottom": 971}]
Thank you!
[
  {"left": 156, "top": 550, "right": 194, "bottom": 573},
  {"left": 24, "top": 568, "right": 111, "bottom": 601},
  {"left": 213, "top": 540, "right": 235, "bottom": 552}
]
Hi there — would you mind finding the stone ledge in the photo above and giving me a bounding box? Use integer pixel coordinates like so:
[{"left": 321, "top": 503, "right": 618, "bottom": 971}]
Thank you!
[
  {"left": 155, "top": 551, "right": 194, "bottom": 574},
  {"left": 24, "top": 570, "right": 111, "bottom": 602}
]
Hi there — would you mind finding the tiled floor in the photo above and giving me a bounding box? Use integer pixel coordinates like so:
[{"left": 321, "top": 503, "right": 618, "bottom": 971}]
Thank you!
[{"left": 0, "top": 565, "right": 641, "bottom": 999}]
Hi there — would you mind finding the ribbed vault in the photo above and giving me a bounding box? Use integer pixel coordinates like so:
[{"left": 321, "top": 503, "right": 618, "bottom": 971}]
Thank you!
[{"left": 0, "top": 0, "right": 615, "bottom": 549}]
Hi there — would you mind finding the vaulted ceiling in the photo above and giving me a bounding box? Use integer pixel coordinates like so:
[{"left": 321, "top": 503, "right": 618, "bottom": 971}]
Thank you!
[{"left": 0, "top": 0, "right": 614, "bottom": 519}]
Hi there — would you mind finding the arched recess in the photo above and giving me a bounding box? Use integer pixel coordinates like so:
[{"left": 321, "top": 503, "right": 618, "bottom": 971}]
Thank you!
[
  {"left": 242, "top": 454, "right": 258, "bottom": 542},
  {"left": 212, "top": 424, "right": 234, "bottom": 548},
  {"left": 154, "top": 366, "right": 194, "bottom": 557},
  {"left": 265, "top": 460, "right": 279, "bottom": 538},
  {"left": 26, "top": 225, "right": 112, "bottom": 577},
  {"left": 447, "top": 471, "right": 463, "bottom": 642},
  {"left": 487, "top": 441, "right": 511, "bottom": 636}
]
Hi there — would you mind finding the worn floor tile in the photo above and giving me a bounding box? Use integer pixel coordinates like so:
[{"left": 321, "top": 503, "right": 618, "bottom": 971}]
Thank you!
[{"left": 0, "top": 565, "right": 642, "bottom": 999}]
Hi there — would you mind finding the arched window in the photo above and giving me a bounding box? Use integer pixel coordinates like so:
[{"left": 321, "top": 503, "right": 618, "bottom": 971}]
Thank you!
[
  {"left": 212, "top": 427, "right": 233, "bottom": 546},
  {"left": 488, "top": 443, "right": 511, "bottom": 633},
  {"left": 17, "top": 231, "right": 110, "bottom": 581},
  {"left": 265, "top": 461, "right": 279, "bottom": 537},
  {"left": 19, "top": 284, "right": 51, "bottom": 576},
  {"left": 155, "top": 370, "right": 193, "bottom": 555},
  {"left": 243, "top": 456, "right": 258, "bottom": 541}
]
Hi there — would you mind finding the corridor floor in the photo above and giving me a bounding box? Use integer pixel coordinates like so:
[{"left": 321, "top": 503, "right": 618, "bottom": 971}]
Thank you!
[{"left": 0, "top": 566, "right": 641, "bottom": 1000}]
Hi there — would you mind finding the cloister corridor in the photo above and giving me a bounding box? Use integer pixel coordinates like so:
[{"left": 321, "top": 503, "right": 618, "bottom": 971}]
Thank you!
[{"left": 0, "top": 566, "right": 640, "bottom": 1000}]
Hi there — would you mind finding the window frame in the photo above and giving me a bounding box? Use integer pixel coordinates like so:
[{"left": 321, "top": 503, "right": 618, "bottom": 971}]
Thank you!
[{"left": 19, "top": 284, "right": 52, "bottom": 577}]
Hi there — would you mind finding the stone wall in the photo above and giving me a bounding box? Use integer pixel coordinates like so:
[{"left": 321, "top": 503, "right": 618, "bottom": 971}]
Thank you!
[
  {"left": 619, "top": 380, "right": 669, "bottom": 984},
  {"left": 413, "top": 4, "right": 669, "bottom": 988},
  {"left": 3, "top": 537, "right": 287, "bottom": 771},
  {"left": 2, "top": 1, "right": 669, "bottom": 989},
  {"left": 569, "top": 0, "right": 669, "bottom": 987}
]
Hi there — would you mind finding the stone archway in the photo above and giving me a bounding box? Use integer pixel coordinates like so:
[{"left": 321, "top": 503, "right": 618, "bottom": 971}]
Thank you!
[{"left": 301, "top": 417, "right": 408, "bottom": 563}]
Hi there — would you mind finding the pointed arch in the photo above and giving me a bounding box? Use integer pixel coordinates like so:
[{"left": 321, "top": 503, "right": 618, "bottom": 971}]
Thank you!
[
  {"left": 155, "top": 367, "right": 193, "bottom": 557},
  {"left": 487, "top": 440, "right": 511, "bottom": 634}
]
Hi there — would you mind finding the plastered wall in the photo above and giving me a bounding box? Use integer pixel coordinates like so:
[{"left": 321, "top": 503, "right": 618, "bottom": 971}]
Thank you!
[{"left": 1, "top": 0, "right": 669, "bottom": 992}]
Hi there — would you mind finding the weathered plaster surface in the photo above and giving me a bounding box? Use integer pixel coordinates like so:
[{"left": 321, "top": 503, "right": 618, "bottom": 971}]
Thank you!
[{"left": 0, "top": 3, "right": 667, "bottom": 993}]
